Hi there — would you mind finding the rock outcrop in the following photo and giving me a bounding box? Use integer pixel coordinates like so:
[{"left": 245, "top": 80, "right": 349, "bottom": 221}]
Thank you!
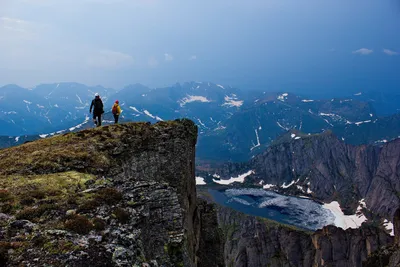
[
  {"left": 195, "top": 199, "right": 225, "bottom": 267},
  {"left": 217, "top": 206, "right": 393, "bottom": 267},
  {"left": 1, "top": 119, "right": 398, "bottom": 267},
  {"left": 207, "top": 131, "right": 400, "bottom": 218},
  {"left": 0, "top": 120, "right": 221, "bottom": 267}
]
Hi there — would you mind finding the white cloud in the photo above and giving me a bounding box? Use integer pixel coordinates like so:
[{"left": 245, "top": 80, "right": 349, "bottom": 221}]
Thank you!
[
  {"left": 189, "top": 55, "right": 197, "bottom": 60},
  {"left": 85, "top": 50, "right": 134, "bottom": 69},
  {"left": 148, "top": 56, "right": 159, "bottom": 67},
  {"left": 164, "top": 53, "right": 174, "bottom": 61},
  {"left": 352, "top": 48, "right": 373, "bottom": 55},
  {"left": 0, "top": 17, "right": 46, "bottom": 40},
  {"left": 383, "top": 49, "right": 399, "bottom": 56}
]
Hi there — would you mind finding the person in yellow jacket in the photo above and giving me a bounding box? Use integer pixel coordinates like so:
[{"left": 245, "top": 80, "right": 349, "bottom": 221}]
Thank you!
[{"left": 111, "top": 100, "right": 122, "bottom": 124}]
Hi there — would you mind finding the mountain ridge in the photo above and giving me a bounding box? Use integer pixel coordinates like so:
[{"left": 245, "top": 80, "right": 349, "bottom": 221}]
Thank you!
[
  {"left": 201, "top": 131, "right": 400, "bottom": 219},
  {"left": 1, "top": 81, "right": 400, "bottom": 163},
  {"left": 0, "top": 119, "right": 221, "bottom": 266}
]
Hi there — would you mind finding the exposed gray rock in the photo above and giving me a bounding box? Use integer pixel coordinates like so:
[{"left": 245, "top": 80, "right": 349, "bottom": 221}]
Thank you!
[
  {"left": 196, "top": 199, "right": 224, "bottom": 267},
  {"left": 0, "top": 213, "right": 10, "bottom": 221},
  {"left": 0, "top": 120, "right": 206, "bottom": 267},
  {"left": 218, "top": 206, "right": 393, "bottom": 267},
  {"left": 209, "top": 132, "right": 400, "bottom": 218},
  {"left": 9, "top": 220, "right": 35, "bottom": 232}
]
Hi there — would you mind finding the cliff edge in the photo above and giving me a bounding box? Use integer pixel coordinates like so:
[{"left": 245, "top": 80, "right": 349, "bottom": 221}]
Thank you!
[{"left": 0, "top": 120, "right": 213, "bottom": 267}]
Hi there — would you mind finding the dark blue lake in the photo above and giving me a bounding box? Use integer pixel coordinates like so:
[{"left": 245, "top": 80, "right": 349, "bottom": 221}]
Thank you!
[{"left": 209, "top": 188, "right": 335, "bottom": 231}]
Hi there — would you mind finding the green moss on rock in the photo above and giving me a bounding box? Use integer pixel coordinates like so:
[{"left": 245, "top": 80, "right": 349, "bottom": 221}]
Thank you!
[{"left": 64, "top": 214, "right": 93, "bottom": 234}]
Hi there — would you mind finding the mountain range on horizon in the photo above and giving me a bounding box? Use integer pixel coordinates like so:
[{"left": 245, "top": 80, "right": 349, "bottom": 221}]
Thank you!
[
  {"left": 2, "top": 1, "right": 400, "bottom": 266},
  {"left": 1, "top": 81, "right": 400, "bottom": 162}
]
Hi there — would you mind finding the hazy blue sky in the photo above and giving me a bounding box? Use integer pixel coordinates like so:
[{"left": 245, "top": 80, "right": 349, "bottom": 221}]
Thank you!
[{"left": 0, "top": 0, "right": 399, "bottom": 94}]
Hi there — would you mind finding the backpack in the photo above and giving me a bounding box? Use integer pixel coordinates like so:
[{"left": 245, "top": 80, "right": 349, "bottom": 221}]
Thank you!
[{"left": 112, "top": 104, "right": 118, "bottom": 115}]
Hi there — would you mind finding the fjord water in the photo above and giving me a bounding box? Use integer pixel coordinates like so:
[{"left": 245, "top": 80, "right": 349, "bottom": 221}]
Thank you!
[{"left": 209, "top": 188, "right": 335, "bottom": 231}]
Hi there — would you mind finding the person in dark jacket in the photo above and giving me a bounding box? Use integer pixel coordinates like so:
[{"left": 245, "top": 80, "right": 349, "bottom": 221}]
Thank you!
[{"left": 89, "top": 93, "right": 104, "bottom": 126}]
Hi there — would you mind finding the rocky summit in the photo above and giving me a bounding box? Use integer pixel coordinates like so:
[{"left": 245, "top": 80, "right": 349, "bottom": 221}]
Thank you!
[
  {"left": 0, "top": 119, "right": 221, "bottom": 267},
  {"left": 1, "top": 119, "right": 400, "bottom": 267}
]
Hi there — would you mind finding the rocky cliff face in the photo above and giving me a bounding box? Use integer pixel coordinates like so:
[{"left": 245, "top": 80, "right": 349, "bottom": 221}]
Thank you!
[
  {"left": 210, "top": 131, "right": 400, "bottom": 218},
  {"left": 217, "top": 206, "right": 393, "bottom": 267},
  {"left": 249, "top": 131, "right": 382, "bottom": 212},
  {"left": 365, "top": 139, "right": 400, "bottom": 219},
  {"left": 0, "top": 120, "right": 220, "bottom": 267}
]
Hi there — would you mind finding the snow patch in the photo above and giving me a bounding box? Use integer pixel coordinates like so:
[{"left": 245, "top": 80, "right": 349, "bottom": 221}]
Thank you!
[
  {"left": 195, "top": 177, "right": 206, "bottom": 185},
  {"left": 281, "top": 180, "right": 295, "bottom": 189},
  {"left": 76, "top": 94, "right": 83, "bottom": 104},
  {"left": 222, "top": 95, "right": 243, "bottom": 107},
  {"left": 277, "top": 93, "right": 288, "bottom": 101},
  {"left": 216, "top": 84, "right": 225, "bottom": 89},
  {"left": 23, "top": 100, "right": 32, "bottom": 105},
  {"left": 319, "top": 112, "right": 342, "bottom": 119},
  {"left": 354, "top": 120, "right": 371, "bottom": 126},
  {"left": 129, "top": 106, "right": 142, "bottom": 114},
  {"left": 15, "top": 136, "right": 20, "bottom": 142},
  {"left": 250, "top": 129, "right": 261, "bottom": 151},
  {"left": 323, "top": 201, "right": 367, "bottom": 230},
  {"left": 354, "top": 92, "right": 362, "bottom": 96},
  {"left": 263, "top": 184, "right": 275, "bottom": 189},
  {"left": 213, "top": 170, "right": 254, "bottom": 185},
  {"left": 197, "top": 119, "right": 207, "bottom": 128},
  {"left": 383, "top": 219, "right": 395, "bottom": 236},
  {"left": 277, "top": 121, "right": 289, "bottom": 131},
  {"left": 179, "top": 95, "right": 211, "bottom": 106},
  {"left": 296, "top": 185, "right": 305, "bottom": 192},
  {"left": 291, "top": 134, "right": 296, "bottom": 139},
  {"left": 302, "top": 99, "right": 314, "bottom": 102},
  {"left": 69, "top": 116, "right": 90, "bottom": 131},
  {"left": 143, "top": 110, "right": 163, "bottom": 121},
  {"left": 214, "top": 125, "right": 226, "bottom": 131}
]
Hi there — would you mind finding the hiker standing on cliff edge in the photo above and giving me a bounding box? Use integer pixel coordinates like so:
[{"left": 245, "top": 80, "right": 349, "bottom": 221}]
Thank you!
[
  {"left": 90, "top": 93, "right": 104, "bottom": 126},
  {"left": 111, "top": 100, "right": 122, "bottom": 124}
]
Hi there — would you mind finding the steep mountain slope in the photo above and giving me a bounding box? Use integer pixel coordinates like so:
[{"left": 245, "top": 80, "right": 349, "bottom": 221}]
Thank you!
[
  {"left": 1, "top": 82, "right": 400, "bottom": 162},
  {"left": 216, "top": 206, "right": 393, "bottom": 267},
  {"left": 0, "top": 83, "right": 116, "bottom": 136},
  {"left": 32, "top": 82, "right": 116, "bottom": 120},
  {"left": 197, "top": 93, "right": 385, "bottom": 162},
  {"left": 0, "top": 120, "right": 224, "bottom": 266},
  {"left": 206, "top": 132, "right": 400, "bottom": 219},
  {"left": 351, "top": 91, "right": 400, "bottom": 116},
  {"left": 333, "top": 113, "right": 400, "bottom": 145},
  {"left": 113, "top": 82, "right": 245, "bottom": 130},
  {"left": 0, "top": 85, "right": 53, "bottom": 135},
  {"left": 0, "top": 118, "right": 398, "bottom": 267}
]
